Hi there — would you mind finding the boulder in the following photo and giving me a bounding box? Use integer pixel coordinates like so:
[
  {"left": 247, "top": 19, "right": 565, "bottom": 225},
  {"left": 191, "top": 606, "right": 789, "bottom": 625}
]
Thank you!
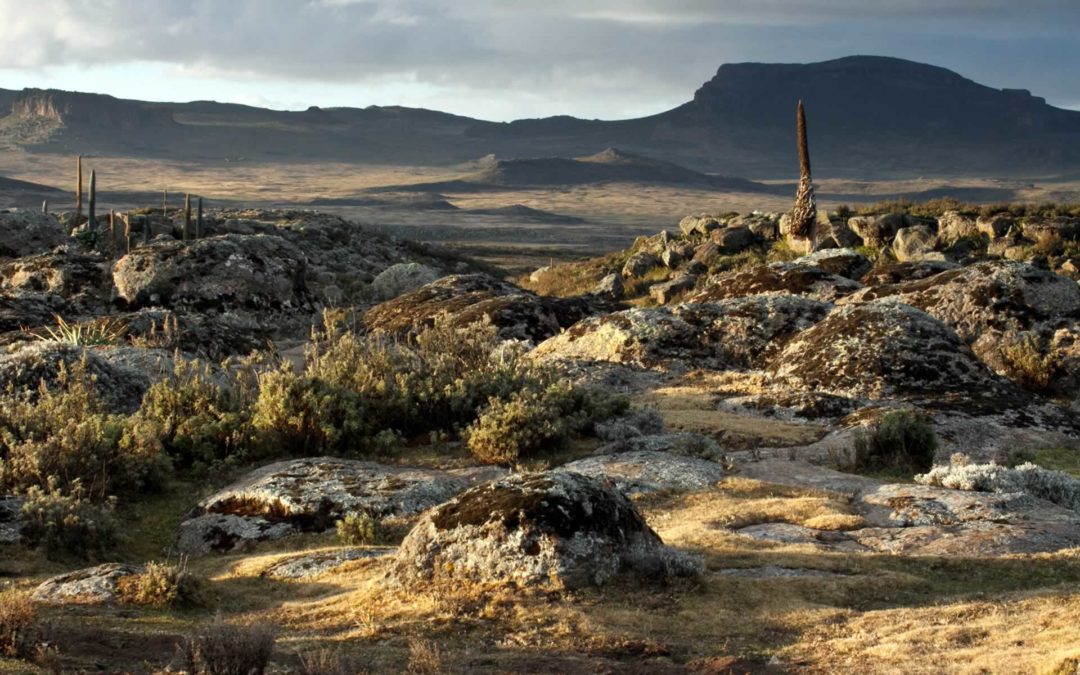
[
  {"left": 711, "top": 226, "right": 757, "bottom": 254},
  {"left": 389, "top": 471, "right": 702, "bottom": 589},
  {"left": 649, "top": 275, "right": 697, "bottom": 304},
  {"left": 175, "top": 458, "right": 491, "bottom": 555},
  {"left": 741, "top": 213, "right": 781, "bottom": 241},
  {"left": 113, "top": 234, "right": 308, "bottom": 311},
  {"left": 678, "top": 215, "right": 721, "bottom": 237},
  {"left": 593, "top": 272, "right": 624, "bottom": 300},
  {"left": 796, "top": 248, "right": 872, "bottom": 280},
  {"left": 0, "top": 342, "right": 154, "bottom": 413},
  {"left": 977, "top": 215, "right": 1014, "bottom": 240},
  {"left": 689, "top": 262, "right": 862, "bottom": 303},
  {"left": 848, "top": 213, "right": 905, "bottom": 247},
  {"left": 0, "top": 210, "right": 67, "bottom": 259},
  {"left": 937, "top": 211, "right": 978, "bottom": 245},
  {"left": 1, "top": 248, "right": 110, "bottom": 303},
  {"left": 660, "top": 247, "right": 683, "bottom": 269},
  {"left": 692, "top": 241, "right": 721, "bottom": 266},
  {"left": 0, "top": 290, "right": 68, "bottom": 333},
  {"left": 1024, "top": 219, "right": 1080, "bottom": 249},
  {"left": 0, "top": 496, "right": 23, "bottom": 545},
  {"left": 766, "top": 298, "right": 1019, "bottom": 406},
  {"left": 370, "top": 263, "right": 441, "bottom": 301},
  {"left": 32, "top": 563, "right": 144, "bottom": 605},
  {"left": 891, "top": 225, "right": 939, "bottom": 262},
  {"left": 363, "top": 274, "right": 607, "bottom": 343},
  {"left": 622, "top": 252, "right": 662, "bottom": 278},
  {"left": 816, "top": 218, "right": 862, "bottom": 250},
  {"left": 557, "top": 451, "right": 725, "bottom": 495},
  {"left": 532, "top": 295, "right": 830, "bottom": 371}
]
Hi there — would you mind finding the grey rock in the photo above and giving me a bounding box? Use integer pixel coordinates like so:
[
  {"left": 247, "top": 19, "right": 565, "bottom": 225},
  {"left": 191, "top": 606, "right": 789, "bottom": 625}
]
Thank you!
[
  {"left": 977, "top": 215, "right": 1014, "bottom": 240},
  {"left": 558, "top": 451, "right": 725, "bottom": 494},
  {"left": 370, "top": 262, "right": 441, "bottom": 301},
  {"left": 0, "top": 210, "right": 67, "bottom": 260},
  {"left": 848, "top": 213, "right": 904, "bottom": 247},
  {"left": 595, "top": 409, "right": 666, "bottom": 443},
  {"left": 937, "top": 211, "right": 978, "bottom": 245},
  {"left": 0, "top": 496, "right": 23, "bottom": 545},
  {"left": 594, "top": 432, "right": 723, "bottom": 460},
  {"left": 649, "top": 275, "right": 697, "bottom": 304},
  {"left": 892, "top": 225, "right": 939, "bottom": 262},
  {"left": 690, "top": 262, "right": 862, "bottom": 303},
  {"left": 261, "top": 548, "right": 394, "bottom": 580},
  {"left": 660, "top": 247, "right": 683, "bottom": 269},
  {"left": 175, "top": 514, "right": 296, "bottom": 556},
  {"left": 692, "top": 241, "right": 721, "bottom": 266},
  {"left": 712, "top": 226, "right": 757, "bottom": 254},
  {"left": 622, "top": 252, "right": 662, "bottom": 278},
  {"left": 32, "top": 563, "right": 144, "bottom": 605},
  {"left": 797, "top": 248, "right": 872, "bottom": 280},
  {"left": 593, "top": 273, "right": 624, "bottom": 300}
]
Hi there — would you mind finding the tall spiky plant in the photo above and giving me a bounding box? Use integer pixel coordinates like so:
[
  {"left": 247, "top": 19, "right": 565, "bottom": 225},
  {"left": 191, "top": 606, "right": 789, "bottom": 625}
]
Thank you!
[
  {"left": 183, "top": 193, "right": 192, "bottom": 241},
  {"left": 75, "top": 155, "right": 83, "bottom": 225},
  {"left": 196, "top": 197, "right": 204, "bottom": 239},
  {"left": 789, "top": 100, "right": 816, "bottom": 238},
  {"left": 87, "top": 169, "right": 97, "bottom": 230}
]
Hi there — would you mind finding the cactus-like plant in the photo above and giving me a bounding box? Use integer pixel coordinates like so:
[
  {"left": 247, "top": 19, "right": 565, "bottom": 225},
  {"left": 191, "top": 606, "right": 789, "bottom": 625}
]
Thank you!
[
  {"left": 87, "top": 169, "right": 97, "bottom": 230},
  {"left": 75, "top": 155, "right": 83, "bottom": 224},
  {"left": 183, "top": 193, "right": 192, "bottom": 241},
  {"left": 162, "top": 189, "right": 168, "bottom": 220},
  {"left": 196, "top": 197, "right": 204, "bottom": 239},
  {"left": 789, "top": 100, "right": 816, "bottom": 238},
  {"left": 41, "top": 199, "right": 48, "bottom": 215},
  {"left": 143, "top": 215, "right": 151, "bottom": 246},
  {"left": 109, "top": 209, "right": 116, "bottom": 254},
  {"left": 123, "top": 214, "right": 131, "bottom": 254}
]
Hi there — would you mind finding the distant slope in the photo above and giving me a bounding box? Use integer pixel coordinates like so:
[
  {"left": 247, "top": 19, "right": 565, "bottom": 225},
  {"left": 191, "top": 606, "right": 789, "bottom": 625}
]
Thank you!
[{"left": 2, "top": 56, "right": 1080, "bottom": 179}]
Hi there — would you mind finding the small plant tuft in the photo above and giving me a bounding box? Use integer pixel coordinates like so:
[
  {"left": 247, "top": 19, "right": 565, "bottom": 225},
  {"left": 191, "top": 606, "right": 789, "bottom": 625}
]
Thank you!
[
  {"left": 336, "top": 512, "right": 382, "bottom": 546},
  {"left": 181, "top": 618, "right": 276, "bottom": 675},
  {"left": 840, "top": 410, "right": 938, "bottom": 475}
]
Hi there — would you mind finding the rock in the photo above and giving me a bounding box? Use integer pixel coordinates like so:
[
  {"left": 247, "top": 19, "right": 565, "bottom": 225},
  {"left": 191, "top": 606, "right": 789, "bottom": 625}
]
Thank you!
[
  {"left": 0, "top": 342, "right": 153, "bottom": 413},
  {"left": 860, "top": 260, "right": 960, "bottom": 286},
  {"left": 742, "top": 213, "right": 781, "bottom": 241},
  {"left": 175, "top": 458, "right": 488, "bottom": 555},
  {"left": 363, "top": 274, "right": 608, "bottom": 343},
  {"left": 389, "top": 471, "right": 702, "bottom": 589},
  {"left": 594, "top": 432, "right": 723, "bottom": 460},
  {"left": 528, "top": 266, "right": 552, "bottom": 284},
  {"left": 595, "top": 409, "right": 666, "bottom": 443},
  {"left": 370, "top": 263, "right": 441, "bottom": 301},
  {"left": 937, "top": 211, "right": 978, "bottom": 245},
  {"left": 689, "top": 262, "right": 862, "bottom": 303},
  {"left": 685, "top": 260, "right": 708, "bottom": 276},
  {"left": 593, "top": 273, "right": 624, "bottom": 300},
  {"left": 0, "top": 290, "right": 68, "bottom": 333},
  {"left": 678, "top": 215, "right": 721, "bottom": 237},
  {"left": 622, "top": 252, "right": 662, "bottom": 278},
  {"left": 797, "top": 248, "right": 872, "bottom": 280},
  {"left": 114, "top": 234, "right": 308, "bottom": 311},
  {"left": 532, "top": 295, "right": 831, "bottom": 371},
  {"left": 711, "top": 226, "right": 757, "bottom": 254},
  {"left": 816, "top": 218, "right": 862, "bottom": 249},
  {"left": 848, "top": 213, "right": 905, "bottom": 247},
  {"left": 766, "top": 298, "right": 1019, "bottom": 407},
  {"left": 557, "top": 451, "right": 725, "bottom": 495},
  {"left": 660, "top": 247, "right": 683, "bottom": 269},
  {"left": 649, "top": 275, "right": 697, "bottom": 304},
  {"left": 977, "top": 215, "right": 1014, "bottom": 240},
  {"left": 692, "top": 241, "right": 721, "bottom": 266},
  {"left": 32, "top": 563, "right": 144, "bottom": 605},
  {"left": 0, "top": 210, "right": 67, "bottom": 259},
  {"left": 1024, "top": 219, "right": 1080, "bottom": 248},
  {"left": 0, "top": 496, "right": 23, "bottom": 545},
  {"left": 891, "top": 225, "right": 938, "bottom": 262},
  {"left": 261, "top": 548, "right": 393, "bottom": 580},
  {"left": 1, "top": 248, "right": 110, "bottom": 308}
]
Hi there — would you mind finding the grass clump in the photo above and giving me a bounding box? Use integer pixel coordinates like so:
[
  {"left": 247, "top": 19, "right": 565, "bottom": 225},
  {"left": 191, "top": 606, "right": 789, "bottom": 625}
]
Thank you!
[
  {"left": 838, "top": 410, "right": 938, "bottom": 475},
  {"left": 28, "top": 314, "right": 127, "bottom": 346},
  {"left": 181, "top": 618, "right": 276, "bottom": 675},
  {"left": 336, "top": 512, "right": 382, "bottom": 546},
  {"left": 0, "top": 590, "right": 45, "bottom": 660},
  {"left": 116, "top": 559, "right": 209, "bottom": 608},
  {"left": 917, "top": 453, "right": 1080, "bottom": 512},
  {"left": 997, "top": 332, "right": 1055, "bottom": 393}
]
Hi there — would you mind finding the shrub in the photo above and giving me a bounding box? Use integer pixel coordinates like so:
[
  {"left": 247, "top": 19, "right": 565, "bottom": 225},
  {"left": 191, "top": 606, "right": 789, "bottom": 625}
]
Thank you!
[
  {"left": 0, "top": 590, "right": 44, "bottom": 659},
  {"left": 251, "top": 365, "right": 367, "bottom": 456},
  {"left": 116, "top": 559, "right": 208, "bottom": 608},
  {"left": 132, "top": 358, "right": 254, "bottom": 470},
  {"left": 181, "top": 618, "right": 276, "bottom": 675},
  {"left": 29, "top": 314, "right": 127, "bottom": 346},
  {"left": 19, "top": 479, "right": 118, "bottom": 560},
  {"left": 846, "top": 410, "right": 938, "bottom": 474},
  {"left": 0, "top": 361, "right": 166, "bottom": 498},
  {"left": 336, "top": 512, "right": 382, "bottom": 546},
  {"left": 465, "top": 382, "right": 627, "bottom": 465},
  {"left": 298, "top": 648, "right": 361, "bottom": 675},
  {"left": 917, "top": 454, "right": 1080, "bottom": 512},
  {"left": 997, "top": 332, "right": 1055, "bottom": 392},
  {"left": 406, "top": 638, "right": 442, "bottom": 675}
]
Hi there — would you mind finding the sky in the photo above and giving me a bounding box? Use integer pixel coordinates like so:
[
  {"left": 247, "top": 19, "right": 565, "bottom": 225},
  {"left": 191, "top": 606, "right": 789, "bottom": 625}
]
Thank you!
[{"left": 0, "top": 0, "right": 1078, "bottom": 121}]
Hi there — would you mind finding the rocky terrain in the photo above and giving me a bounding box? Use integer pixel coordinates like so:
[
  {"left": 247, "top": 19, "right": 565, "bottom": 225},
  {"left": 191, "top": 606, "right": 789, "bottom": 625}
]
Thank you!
[{"left": 0, "top": 201, "right": 1079, "bottom": 674}]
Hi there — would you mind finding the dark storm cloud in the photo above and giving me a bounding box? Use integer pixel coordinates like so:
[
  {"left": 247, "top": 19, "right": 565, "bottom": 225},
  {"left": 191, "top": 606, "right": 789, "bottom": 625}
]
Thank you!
[{"left": 3, "top": 0, "right": 1078, "bottom": 117}]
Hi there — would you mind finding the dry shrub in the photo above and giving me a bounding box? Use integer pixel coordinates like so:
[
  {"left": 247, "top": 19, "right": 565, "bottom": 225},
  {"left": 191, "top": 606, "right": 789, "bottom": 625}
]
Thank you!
[
  {"left": 998, "top": 332, "right": 1055, "bottom": 392},
  {"left": 406, "top": 638, "right": 442, "bottom": 675},
  {"left": 181, "top": 618, "right": 276, "bottom": 675},
  {"left": 336, "top": 512, "right": 382, "bottom": 546},
  {"left": 116, "top": 559, "right": 208, "bottom": 608},
  {"left": 0, "top": 590, "right": 45, "bottom": 659},
  {"left": 297, "top": 647, "right": 364, "bottom": 675},
  {"left": 19, "top": 478, "right": 118, "bottom": 560}
]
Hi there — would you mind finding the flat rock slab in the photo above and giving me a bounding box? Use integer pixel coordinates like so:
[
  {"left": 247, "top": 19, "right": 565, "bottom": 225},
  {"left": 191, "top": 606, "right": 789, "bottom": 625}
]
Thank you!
[
  {"left": 717, "top": 566, "right": 852, "bottom": 579},
  {"left": 261, "top": 548, "right": 394, "bottom": 580},
  {"left": 33, "top": 563, "right": 144, "bottom": 605},
  {"left": 176, "top": 458, "right": 500, "bottom": 555},
  {"left": 733, "top": 523, "right": 866, "bottom": 552},
  {"left": 558, "top": 451, "right": 725, "bottom": 495}
]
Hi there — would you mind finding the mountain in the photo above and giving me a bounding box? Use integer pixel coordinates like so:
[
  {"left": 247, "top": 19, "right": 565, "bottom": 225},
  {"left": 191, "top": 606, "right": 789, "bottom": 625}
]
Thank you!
[{"left": 2, "top": 56, "right": 1079, "bottom": 179}]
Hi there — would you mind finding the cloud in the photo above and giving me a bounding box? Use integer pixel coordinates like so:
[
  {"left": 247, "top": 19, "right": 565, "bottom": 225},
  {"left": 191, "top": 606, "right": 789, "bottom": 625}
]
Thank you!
[{"left": 0, "top": 1, "right": 1077, "bottom": 119}]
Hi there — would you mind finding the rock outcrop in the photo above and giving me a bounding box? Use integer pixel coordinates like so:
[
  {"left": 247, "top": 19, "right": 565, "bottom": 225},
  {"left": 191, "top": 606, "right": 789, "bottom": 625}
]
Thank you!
[
  {"left": 370, "top": 262, "right": 441, "bottom": 301},
  {"left": 390, "top": 471, "right": 702, "bottom": 589},
  {"left": 689, "top": 262, "right": 862, "bottom": 303},
  {"left": 32, "top": 564, "right": 144, "bottom": 605},
  {"left": 0, "top": 210, "right": 67, "bottom": 259},
  {"left": 558, "top": 451, "right": 726, "bottom": 495}
]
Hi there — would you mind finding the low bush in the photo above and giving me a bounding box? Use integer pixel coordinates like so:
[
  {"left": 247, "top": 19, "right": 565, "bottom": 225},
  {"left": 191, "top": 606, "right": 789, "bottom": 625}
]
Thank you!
[
  {"left": 336, "top": 512, "right": 382, "bottom": 546},
  {"left": 181, "top": 618, "right": 276, "bottom": 675},
  {"left": 917, "top": 454, "right": 1080, "bottom": 512},
  {"left": 19, "top": 479, "right": 119, "bottom": 560},
  {"left": 297, "top": 648, "right": 361, "bottom": 675},
  {"left": 0, "top": 590, "right": 44, "bottom": 659},
  {"left": 116, "top": 559, "right": 208, "bottom": 608},
  {"left": 846, "top": 410, "right": 938, "bottom": 474},
  {"left": 997, "top": 332, "right": 1055, "bottom": 392},
  {"left": 466, "top": 382, "right": 628, "bottom": 465}
]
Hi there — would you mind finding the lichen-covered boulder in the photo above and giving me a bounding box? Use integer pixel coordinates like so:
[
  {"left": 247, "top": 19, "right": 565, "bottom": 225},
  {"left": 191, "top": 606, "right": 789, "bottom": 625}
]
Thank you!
[
  {"left": 0, "top": 290, "right": 68, "bottom": 333},
  {"left": 622, "top": 252, "right": 662, "bottom": 278},
  {"left": 175, "top": 458, "right": 495, "bottom": 555},
  {"left": 32, "top": 564, "right": 144, "bottom": 605},
  {"left": 0, "top": 342, "right": 154, "bottom": 412},
  {"left": 937, "top": 211, "right": 978, "bottom": 245},
  {"left": 796, "top": 248, "right": 872, "bottom": 280},
  {"left": 678, "top": 215, "right": 721, "bottom": 237},
  {"left": 370, "top": 262, "right": 441, "bottom": 301},
  {"left": 0, "top": 210, "right": 67, "bottom": 259},
  {"left": 891, "top": 225, "right": 939, "bottom": 262},
  {"left": 363, "top": 274, "right": 607, "bottom": 343},
  {"left": 859, "top": 260, "right": 960, "bottom": 286},
  {"left": 1, "top": 247, "right": 110, "bottom": 303},
  {"left": 711, "top": 226, "right": 757, "bottom": 254},
  {"left": 593, "top": 273, "right": 624, "bottom": 300},
  {"left": 389, "top": 472, "right": 702, "bottom": 589},
  {"left": 113, "top": 234, "right": 308, "bottom": 311},
  {"left": 649, "top": 275, "right": 697, "bottom": 304},
  {"left": 689, "top": 262, "right": 862, "bottom": 303},
  {"left": 977, "top": 215, "right": 1014, "bottom": 240},
  {"left": 557, "top": 451, "right": 725, "bottom": 495},
  {"left": 531, "top": 295, "right": 831, "bottom": 371},
  {"left": 847, "top": 213, "right": 905, "bottom": 247},
  {"left": 766, "top": 298, "right": 1019, "bottom": 406}
]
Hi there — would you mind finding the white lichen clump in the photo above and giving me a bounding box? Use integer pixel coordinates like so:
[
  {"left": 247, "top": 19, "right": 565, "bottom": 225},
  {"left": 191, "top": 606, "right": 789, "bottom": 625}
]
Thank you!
[{"left": 916, "top": 453, "right": 1080, "bottom": 512}]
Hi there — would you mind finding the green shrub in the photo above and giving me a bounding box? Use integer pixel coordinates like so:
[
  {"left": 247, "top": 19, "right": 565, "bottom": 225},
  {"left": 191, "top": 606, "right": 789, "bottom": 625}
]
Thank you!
[
  {"left": 181, "top": 618, "right": 276, "bottom": 675},
  {"left": 0, "top": 361, "right": 166, "bottom": 499},
  {"left": 847, "top": 410, "right": 938, "bottom": 474},
  {"left": 19, "top": 479, "right": 118, "bottom": 559},
  {"left": 251, "top": 365, "right": 367, "bottom": 456},
  {"left": 336, "top": 512, "right": 381, "bottom": 546},
  {"left": 466, "top": 382, "right": 628, "bottom": 465},
  {"left": 116, "top": 559, "right": 209, "bottom": 608}
]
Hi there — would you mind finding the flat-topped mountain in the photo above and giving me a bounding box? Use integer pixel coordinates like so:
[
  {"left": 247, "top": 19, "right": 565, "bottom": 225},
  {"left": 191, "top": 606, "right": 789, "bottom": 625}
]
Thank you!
[{"left": 2, "top": 56, "right": 1079, "bottom": 178}]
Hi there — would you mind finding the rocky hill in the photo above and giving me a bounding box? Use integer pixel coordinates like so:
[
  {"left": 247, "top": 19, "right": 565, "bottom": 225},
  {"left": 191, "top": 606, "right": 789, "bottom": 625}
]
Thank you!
[{"left": 3, "top": 56, "right": 1079, "bottom": 178}]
